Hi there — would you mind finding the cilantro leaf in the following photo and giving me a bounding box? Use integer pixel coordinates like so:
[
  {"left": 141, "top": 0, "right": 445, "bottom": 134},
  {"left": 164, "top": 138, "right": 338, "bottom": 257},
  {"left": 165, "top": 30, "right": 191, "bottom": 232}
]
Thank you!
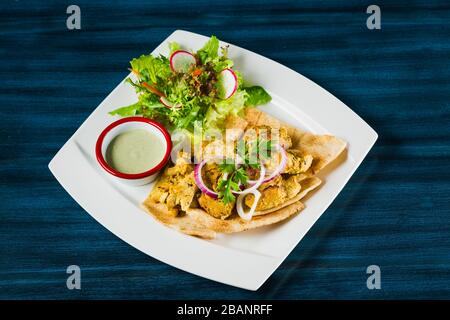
[
  {"left": 218, "top": 161, "right": 235, "bottom": 174},
  {"left": 216, "top": 162, "right": 251, "bottom": 204},
  {"left": 234, "top": 167, "right": 248, "bottom": 185},
  {"left": 217, "top": 178, "right": 236, "bottom": 204}
]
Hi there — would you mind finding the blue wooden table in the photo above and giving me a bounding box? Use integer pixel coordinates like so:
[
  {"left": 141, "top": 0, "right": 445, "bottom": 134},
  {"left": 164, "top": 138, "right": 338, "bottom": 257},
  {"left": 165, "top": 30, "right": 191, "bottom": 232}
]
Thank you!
[{"left": 1, "top": 0, "right": 449, "bottom": 299}]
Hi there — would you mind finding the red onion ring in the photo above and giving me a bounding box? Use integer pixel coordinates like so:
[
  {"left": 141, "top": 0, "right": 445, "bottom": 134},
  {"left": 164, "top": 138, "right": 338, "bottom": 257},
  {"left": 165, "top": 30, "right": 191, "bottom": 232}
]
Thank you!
[
  {"left": 194, "top": 158, "right": 220, "bottom": 199},
  {"left": 194, "top": 158, "right": 266, "bottom": 199},
  {"left": 248, "top": 144, "right": 287, "bottom": 185},
  {"left": 231, "top": 162, "right": 266, "bottom": 195}
]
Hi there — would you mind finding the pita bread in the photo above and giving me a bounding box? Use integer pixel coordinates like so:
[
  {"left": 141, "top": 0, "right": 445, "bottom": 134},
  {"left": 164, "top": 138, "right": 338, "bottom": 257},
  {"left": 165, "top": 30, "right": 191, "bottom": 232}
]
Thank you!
[
  {"left": 245, "top": 108, "right": 282, "bottom": 129},
  {"left": 142, "top": 200, "right": 216, "bottom": 239},
  {"left": 245, "top": 108, "right": 346, "bottom": 174},
  {"left": 186, "top": 201, "right": 304, "bottom": 234},
  {"left": 142, "top": 195, "right": 304, "bottom": 238},
  {"left": 141, "top": 109, "right": 345, "bottom": 238}
]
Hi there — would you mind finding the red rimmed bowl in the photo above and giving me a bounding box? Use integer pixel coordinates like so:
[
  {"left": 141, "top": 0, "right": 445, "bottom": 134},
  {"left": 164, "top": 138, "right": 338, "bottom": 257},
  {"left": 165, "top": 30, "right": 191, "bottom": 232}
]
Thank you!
[{"left": 96, "top": 117, "right": 172, "bottom": 186}]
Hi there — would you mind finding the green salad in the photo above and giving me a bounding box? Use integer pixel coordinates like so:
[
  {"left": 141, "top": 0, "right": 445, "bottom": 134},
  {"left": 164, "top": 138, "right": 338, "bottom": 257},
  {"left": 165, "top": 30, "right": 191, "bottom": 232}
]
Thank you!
[{"left": 109, "top": 36, "right": 272, "bottom": 132}]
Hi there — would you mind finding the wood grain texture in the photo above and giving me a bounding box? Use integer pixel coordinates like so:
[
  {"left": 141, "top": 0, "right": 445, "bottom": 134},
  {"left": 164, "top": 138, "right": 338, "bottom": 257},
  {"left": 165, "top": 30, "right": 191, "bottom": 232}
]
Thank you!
[{"left": 0, "top": 0, "right": 449, "bottom": 299}]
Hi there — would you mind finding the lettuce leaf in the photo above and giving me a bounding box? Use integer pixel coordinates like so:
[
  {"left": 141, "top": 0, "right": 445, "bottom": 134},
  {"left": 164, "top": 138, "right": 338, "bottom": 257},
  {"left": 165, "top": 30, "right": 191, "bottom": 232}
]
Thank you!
[
  {"left": 211, "top": 45, "right": 234, "bottom": 72},
  {"left": 204, "top": 90, "right": 247, "bottom": 130},
  {"left": 109, "top": 102, "right": 140, "bottom": 116},
  {"left": 244, "top": 86, "right": 272, "bottom": 106},
  {"left": 129, "top": 54, "right": 171, "bottom": 84},
  {"left": 109, "top": 93, "right": 164, "bottom": 117},
  {"left": 168, "top": 41, "right": 181, "bottom": 54},
  {"left": 197, "top": 35, "right": 219, "bottom": 64}
]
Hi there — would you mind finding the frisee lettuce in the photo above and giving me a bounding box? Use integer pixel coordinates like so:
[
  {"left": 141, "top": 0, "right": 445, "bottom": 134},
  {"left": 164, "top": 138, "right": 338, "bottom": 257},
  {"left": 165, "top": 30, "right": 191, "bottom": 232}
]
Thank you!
[
  {"left": 168, "top": 42, "right": 181, "bottom": 54},
  {"left": 109, "top": 36, "right": 272, "bottom": 134},
  {"left": 129, "top": 54, "right": 171, "bottom": 85},
  {"left": 197, "top": 35, "right": 219, "bottom": 64}
]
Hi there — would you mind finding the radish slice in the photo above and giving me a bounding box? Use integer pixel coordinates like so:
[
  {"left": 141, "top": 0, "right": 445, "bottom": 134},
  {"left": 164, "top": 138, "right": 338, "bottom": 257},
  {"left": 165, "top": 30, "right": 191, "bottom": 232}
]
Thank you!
[
  {"left": 170, "top": 50, "right": 196, "bottom": 73},
  {"left": 159, "top": 96, "right": 181, "bottom": 109},
  {"left": 217, "top": 68, "right": 237, "bottom": 99},
  {"left": 236, "top": 190, "right": 261, "bottom": 221}
]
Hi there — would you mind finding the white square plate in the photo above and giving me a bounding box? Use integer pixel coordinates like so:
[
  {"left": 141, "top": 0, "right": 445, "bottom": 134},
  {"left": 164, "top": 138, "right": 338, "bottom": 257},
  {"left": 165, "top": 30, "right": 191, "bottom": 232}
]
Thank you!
[{"left": 49, "top": 30, "right": 377, "bottom": 290}]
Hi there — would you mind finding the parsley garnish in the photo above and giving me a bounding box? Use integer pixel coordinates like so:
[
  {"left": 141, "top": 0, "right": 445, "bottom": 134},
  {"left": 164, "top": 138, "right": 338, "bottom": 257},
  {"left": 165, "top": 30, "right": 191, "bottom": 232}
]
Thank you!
[
  {"left": 217, "top": 161, "right": 246, "bottom": 204},
  {"left": 216, "top": 139, "right": 275, "bottom": 204}
]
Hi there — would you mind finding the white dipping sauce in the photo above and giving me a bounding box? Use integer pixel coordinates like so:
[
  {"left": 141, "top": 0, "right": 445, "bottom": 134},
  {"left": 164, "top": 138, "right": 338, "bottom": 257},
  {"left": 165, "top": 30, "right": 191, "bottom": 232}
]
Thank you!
[{"left": 106, "top": 129, "right": 166, "bottom": 174}]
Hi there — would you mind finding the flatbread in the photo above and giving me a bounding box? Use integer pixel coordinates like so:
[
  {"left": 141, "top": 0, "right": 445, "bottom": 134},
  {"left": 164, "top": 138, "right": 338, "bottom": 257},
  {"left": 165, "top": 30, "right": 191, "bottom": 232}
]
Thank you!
[
  {"left": 286, "top": 128, "right": 346, "bottom": 174},
  {"left": 142, "top": 200, "right": 216, "bottom": 239},
  {"left": 245, "top": 108, "right": 282, "bottom": 129},
  {"left": 142, "top": 195, "right": 304, "bottom": 238},
  {"left": 141, "top": 109, "right": 346, "bottom": 238},
  {"left": 186, "top": 201, "right": 304, "bottom": 234},
  {"left": 245, "top": 109, "right": 347, "bottom": 174}
]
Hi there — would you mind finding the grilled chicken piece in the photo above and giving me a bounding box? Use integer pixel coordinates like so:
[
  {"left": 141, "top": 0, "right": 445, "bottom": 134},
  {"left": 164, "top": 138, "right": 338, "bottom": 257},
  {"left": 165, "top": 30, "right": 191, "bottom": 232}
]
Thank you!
[
  {"left": 249, "top": 186, "right": 287, "bottom": 211},
  {"left": 198, "top": 193, "right": 235, "bottom": 220},
  {"left": 150, "top": 156, "right": 198, "bottom": 215},
  {"left": 245, "top": 174, "right": 284, "bottom": 211},
  {"left": 278, "top": 127, "right": 292, "bottom": 149},
  {"left": 283, "top": 150, "right": 313, "bottom": 174},
  {"left": 202, "top": 162, "right": 223, "bottom": 191},
  {"left": 258, "top": 175, "right": 283, "bottom": 191},
  {"left": 244, "top": 174, "right": 303, "bottom": 211},
  {"left": 166, "top": 171, "right": 197, "bottom": 211},
  {"left": 283, "top": 175, "right": 302, "bottom": 199},
  {"left": 202, "top": 139, "right": 236, "bottom": 161}
]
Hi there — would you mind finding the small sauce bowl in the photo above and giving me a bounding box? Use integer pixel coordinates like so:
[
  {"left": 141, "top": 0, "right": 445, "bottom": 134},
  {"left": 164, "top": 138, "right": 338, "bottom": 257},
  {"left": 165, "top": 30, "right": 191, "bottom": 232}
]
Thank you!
[{"left": 96, "top": 117, "right": 172, "bottom": 186}]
